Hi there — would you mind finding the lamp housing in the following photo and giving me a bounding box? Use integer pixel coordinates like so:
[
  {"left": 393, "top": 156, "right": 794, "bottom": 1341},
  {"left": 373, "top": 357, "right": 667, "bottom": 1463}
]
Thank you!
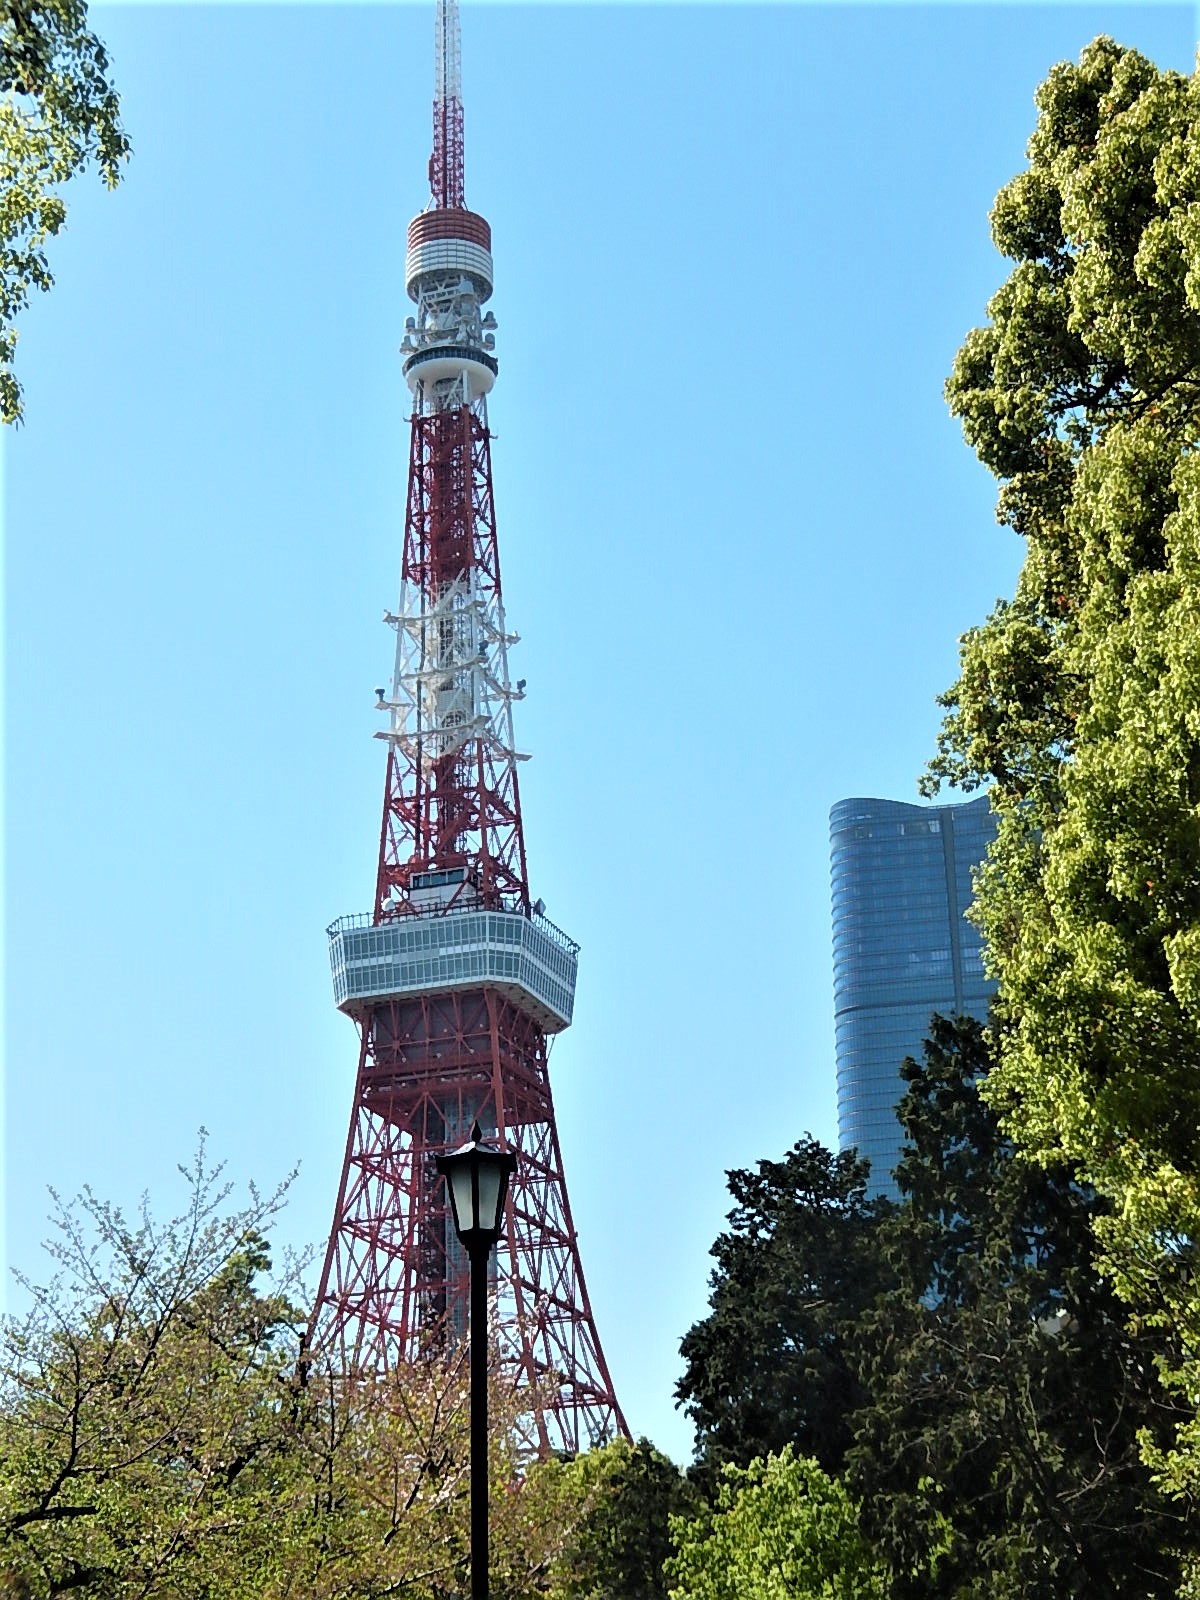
[{"left": 436, "top": 1122, "right": 517, "bottom": 1253}]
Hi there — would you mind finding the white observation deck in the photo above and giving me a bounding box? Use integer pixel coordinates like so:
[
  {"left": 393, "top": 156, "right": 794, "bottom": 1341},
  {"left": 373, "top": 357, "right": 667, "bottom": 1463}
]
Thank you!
[{"left": 328, "top": 900, "right": 578, "bottom": 1033}]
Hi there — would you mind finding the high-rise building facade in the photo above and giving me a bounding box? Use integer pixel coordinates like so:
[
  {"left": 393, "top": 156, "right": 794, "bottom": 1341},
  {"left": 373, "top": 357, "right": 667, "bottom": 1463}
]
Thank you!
[{"left": 830, "top": 794, "right": 997, "bottom": 1199}]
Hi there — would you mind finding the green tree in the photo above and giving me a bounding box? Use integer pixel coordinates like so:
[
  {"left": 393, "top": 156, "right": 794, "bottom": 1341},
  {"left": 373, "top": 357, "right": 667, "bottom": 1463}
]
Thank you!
[
  {"left": 0, "top": 1147, "right": 577, "bottom": 1599},
  {"left": 0, "top": 0, "right": 128, "bottom": 422},
  {"left": 665, "top": 1448, "right": 886, "bottom": 1600},
  {"left": 675, "top": 1140, "right": 893, "bottom": 1479},
  {"left": 537, "top": 1436, "right": 697, "bottom": 1600},
  {"left": 926, "top": 35, "right": 1200, "bottom": 1515},
  {"left": 276, "top": 1349, "right": 578, "bottom": 1600},
  {"left": 849, "top": 1015, "right": 1191, "bottom": 1599},
  {"left": 0, "top": 1145, "right": 304, "bottom": 1596}
]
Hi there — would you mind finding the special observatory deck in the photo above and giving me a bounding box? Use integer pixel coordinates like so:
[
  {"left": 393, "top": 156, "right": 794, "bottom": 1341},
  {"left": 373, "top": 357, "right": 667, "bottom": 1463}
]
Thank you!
[{"left": 327, "top": 906, "right": 579, "bottom": 1033}]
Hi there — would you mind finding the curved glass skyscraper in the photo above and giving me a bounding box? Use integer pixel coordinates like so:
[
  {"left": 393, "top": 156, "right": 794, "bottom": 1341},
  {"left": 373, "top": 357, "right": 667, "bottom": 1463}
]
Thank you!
[{"left": 830, "top": 794, "right": 996, "bottom": 1199}]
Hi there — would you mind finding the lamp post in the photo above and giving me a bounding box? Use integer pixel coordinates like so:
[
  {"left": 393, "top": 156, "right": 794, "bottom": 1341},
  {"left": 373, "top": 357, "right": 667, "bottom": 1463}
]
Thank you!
[{"left": 436, "top": 1122, "right": 517, "bottom": 1600}]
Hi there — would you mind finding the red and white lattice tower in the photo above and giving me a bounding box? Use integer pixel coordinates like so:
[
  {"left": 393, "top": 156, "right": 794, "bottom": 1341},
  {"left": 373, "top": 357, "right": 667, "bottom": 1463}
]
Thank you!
[{"left": 311, "top": 0, "right": 627, "bottom": 1453}]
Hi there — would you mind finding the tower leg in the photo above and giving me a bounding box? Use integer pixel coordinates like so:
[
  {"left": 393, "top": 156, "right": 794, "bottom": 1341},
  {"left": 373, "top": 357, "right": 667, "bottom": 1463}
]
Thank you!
[{"left": 312, "top": 989, "right": 626, "bottom": 1451}]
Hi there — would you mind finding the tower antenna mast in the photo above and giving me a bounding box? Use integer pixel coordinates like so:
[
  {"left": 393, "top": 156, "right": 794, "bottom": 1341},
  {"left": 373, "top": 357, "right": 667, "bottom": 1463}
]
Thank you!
[{"left": 430, "top": 0, "right": 465, "bottom": 208}]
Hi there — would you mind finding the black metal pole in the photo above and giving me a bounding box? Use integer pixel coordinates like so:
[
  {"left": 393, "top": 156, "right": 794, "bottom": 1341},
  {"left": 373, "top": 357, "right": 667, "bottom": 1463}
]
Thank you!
[{"left": 469, "top": 1240, "right": 489, "bottom": 1600}]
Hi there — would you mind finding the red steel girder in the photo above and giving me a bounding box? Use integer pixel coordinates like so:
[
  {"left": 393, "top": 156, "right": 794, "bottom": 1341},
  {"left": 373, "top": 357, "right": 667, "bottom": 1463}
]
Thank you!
[{"left": 313, "top": 988, "right": 627, "bottom": 1453}]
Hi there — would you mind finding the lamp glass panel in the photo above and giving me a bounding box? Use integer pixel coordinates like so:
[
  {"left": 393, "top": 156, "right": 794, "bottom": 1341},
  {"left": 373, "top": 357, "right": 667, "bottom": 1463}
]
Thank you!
[
  {"left": 446, "top": 1163, "right": 476, "bottom": 1236},
  {"left": 476, "top": 1163, "right": 504, "bottom": 1236}
]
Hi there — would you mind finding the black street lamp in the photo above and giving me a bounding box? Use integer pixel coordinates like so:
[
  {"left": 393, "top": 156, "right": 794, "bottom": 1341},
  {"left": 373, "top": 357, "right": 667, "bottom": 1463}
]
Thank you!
[{"left": 437, "top": 1122, "right": 517, "bottom": 1600}]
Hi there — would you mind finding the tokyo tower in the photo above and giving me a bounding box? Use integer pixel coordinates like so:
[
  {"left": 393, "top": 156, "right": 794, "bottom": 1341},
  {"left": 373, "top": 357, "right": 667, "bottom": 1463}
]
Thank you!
[{"left": 311, "top": 0, "right": 627, "bottom": 1453}]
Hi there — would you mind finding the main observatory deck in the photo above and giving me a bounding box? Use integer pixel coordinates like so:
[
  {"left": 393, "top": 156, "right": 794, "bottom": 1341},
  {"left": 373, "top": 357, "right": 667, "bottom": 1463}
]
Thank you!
[{"left": 327, "top": 904, "right": 579, "bottom": 1033}]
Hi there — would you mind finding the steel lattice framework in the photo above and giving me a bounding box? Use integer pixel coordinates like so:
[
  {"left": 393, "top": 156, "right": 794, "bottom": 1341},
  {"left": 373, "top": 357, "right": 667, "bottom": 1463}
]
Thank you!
[{"left": 311, "top": 0, "right": 626, "bottom": 1454}]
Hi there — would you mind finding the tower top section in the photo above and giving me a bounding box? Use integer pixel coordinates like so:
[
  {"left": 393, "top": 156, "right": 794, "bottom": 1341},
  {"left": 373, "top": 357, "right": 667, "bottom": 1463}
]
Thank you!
[
  {"left": 429, "top": 0, "right": 465, "bottom": 209},
  {"left": 406, "top": 0, "right": 495, "bottom": 374}
]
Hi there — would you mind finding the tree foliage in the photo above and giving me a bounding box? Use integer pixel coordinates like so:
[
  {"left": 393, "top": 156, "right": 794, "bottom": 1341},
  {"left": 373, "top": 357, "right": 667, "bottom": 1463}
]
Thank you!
[
  {"left": 0, "top": 1146, "right": 302, "bottom": 1596},
  {"left": 536, "top": 1436, "right": 696, "bottom": 1600},
  {"left": 849, "top": 1015, "right": 1191, "bottom": 1598},
  {"left": 665, "top": 1448, "right": 886, "bottom": 1600},
  {"left": 675, "top": 1018, "right": 1193, "bottom": 1594},
  {"left": 675, "top": 1139, "right": 893, "bottom": 1480},
  {"left": 0, "top": 0, "right": 128, "bottom": 422},
  {"left": 926, "top": 34, "right": 1200, "bottom": 1514},
  {"left": 0, "top": 1146, "right": 579, "bottom": 1599}
]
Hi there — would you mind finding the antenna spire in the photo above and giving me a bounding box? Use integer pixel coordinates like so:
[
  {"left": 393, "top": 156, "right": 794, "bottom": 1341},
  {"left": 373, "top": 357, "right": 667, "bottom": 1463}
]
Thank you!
[{"left": 429, "top": 0, "right": 465, "bottom": 209}]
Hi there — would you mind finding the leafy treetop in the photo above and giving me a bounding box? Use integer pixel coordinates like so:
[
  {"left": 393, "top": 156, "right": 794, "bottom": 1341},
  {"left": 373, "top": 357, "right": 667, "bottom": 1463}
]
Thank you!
[
  {"left": 925, "top": 32, "right": 1200, "bottom": 1517},
  {"left": 0, "top": 0, "right": 128, "bottom": 422},
  {"left": 675, "top": 1138, "right": 893, "bottom": 1480}
]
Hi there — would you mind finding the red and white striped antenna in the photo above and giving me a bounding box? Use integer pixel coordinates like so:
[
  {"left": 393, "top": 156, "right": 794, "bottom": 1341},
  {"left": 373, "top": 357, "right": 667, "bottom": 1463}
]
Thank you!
[{"left": 429, "top": 0, "right": 465, "bottom": 208}]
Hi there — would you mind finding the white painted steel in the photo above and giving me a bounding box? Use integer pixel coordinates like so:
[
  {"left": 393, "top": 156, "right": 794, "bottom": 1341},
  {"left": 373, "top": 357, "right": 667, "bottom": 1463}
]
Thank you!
[
  {"left": 377, "top": 565, "right": 525, "bottom": 770},
  {"left": 399, "top": 268, "right": 498, "bottom": 396},
  {"left": 406, "top": 239, "right": 493, "bottom": 299},
  {"left": 402, "top": 349, "right": 495, "bottom": 397},
  {"left": 434, "top": 0, "right": 461, "bottom": 108},
  {"left": 327, "top": 908, "right": 579, "bottom": 1032}
]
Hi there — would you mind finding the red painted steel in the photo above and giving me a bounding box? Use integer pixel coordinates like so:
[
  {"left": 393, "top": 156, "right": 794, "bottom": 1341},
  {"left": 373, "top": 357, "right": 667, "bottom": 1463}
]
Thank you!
[
  {"left": 314, "top": 987, "right": 627, "bottom": 1451},
  {"left": 430, "top": 93, "right": 465, "bottom": 212},
  {"left": 408, "top": 209, "right": 491, "bottom": 252}
]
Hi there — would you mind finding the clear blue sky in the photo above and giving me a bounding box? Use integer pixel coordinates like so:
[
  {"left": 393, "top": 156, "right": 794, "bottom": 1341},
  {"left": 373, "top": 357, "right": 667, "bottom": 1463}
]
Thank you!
[{"left": 3, "top": 0, "right": 1195, "bottom": 1463}]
